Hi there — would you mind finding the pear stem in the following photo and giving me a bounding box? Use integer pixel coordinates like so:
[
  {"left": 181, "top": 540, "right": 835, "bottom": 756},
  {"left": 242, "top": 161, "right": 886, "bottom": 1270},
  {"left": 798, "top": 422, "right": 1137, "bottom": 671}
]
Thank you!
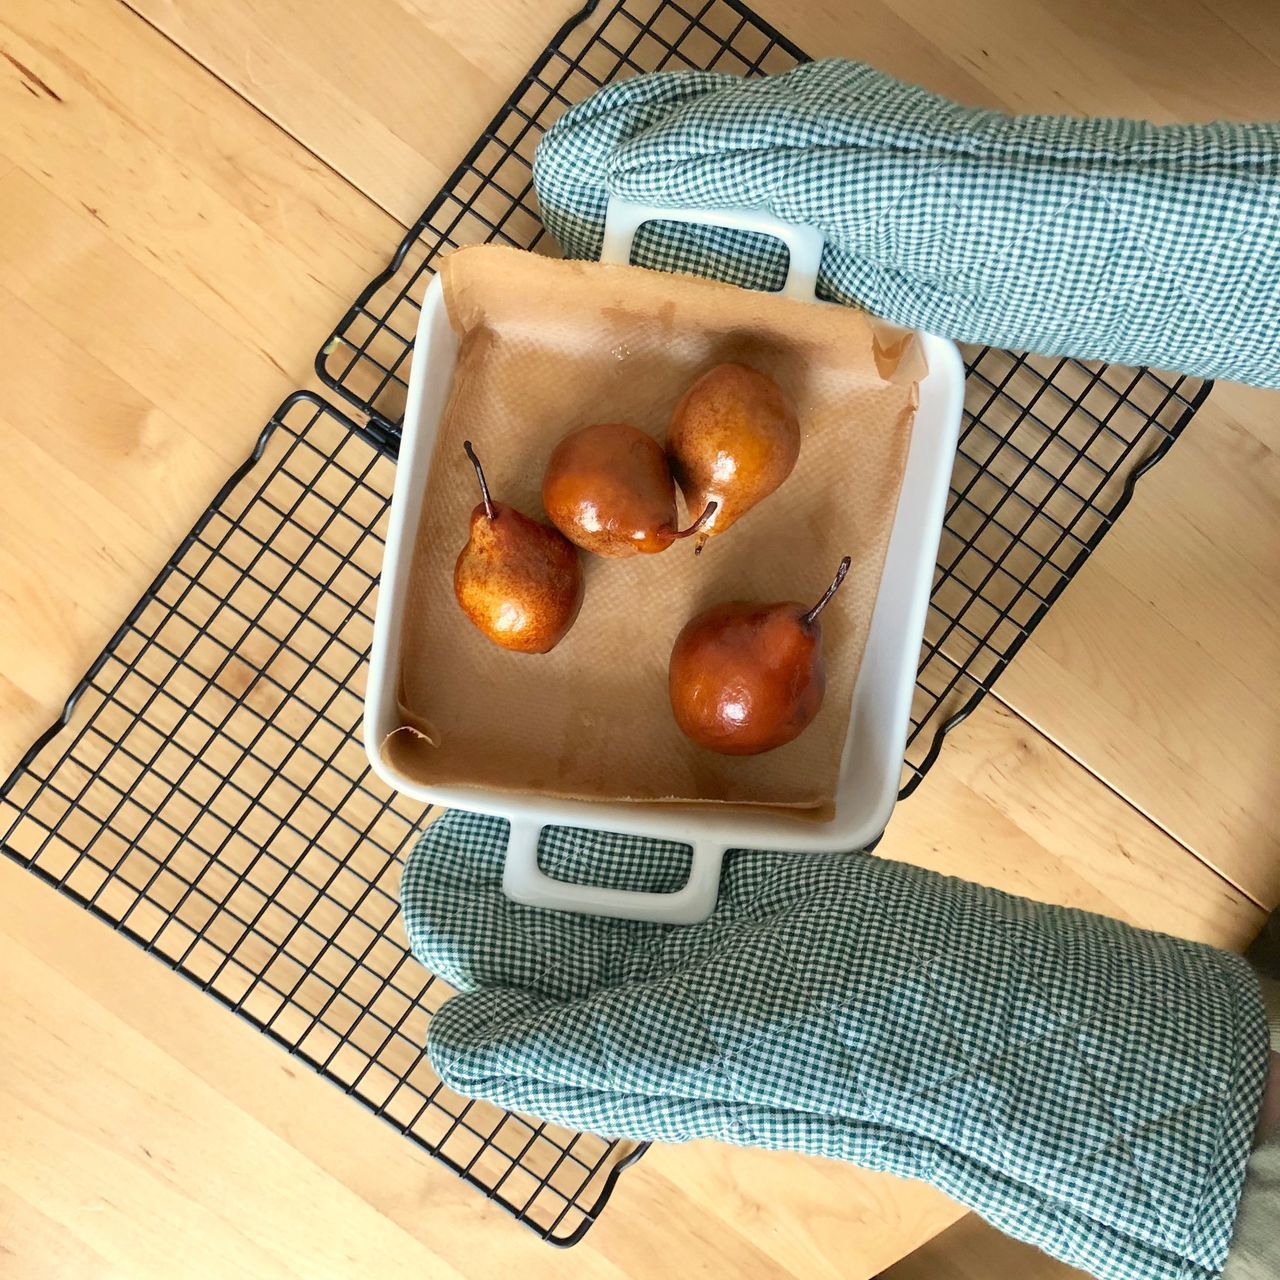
[
  {"left": 802, "top": 556, "right": 852, "bottom": 627},
  {"left": 667, "top": 500, "right": 718, "bottom": 544},
  {"left": 463, "top": 440, "right": 495, "bottom": 521}
]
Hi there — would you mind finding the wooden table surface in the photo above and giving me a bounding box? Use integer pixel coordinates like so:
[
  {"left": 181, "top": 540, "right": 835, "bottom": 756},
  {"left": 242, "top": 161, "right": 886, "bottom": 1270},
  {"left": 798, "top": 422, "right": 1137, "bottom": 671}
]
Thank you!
[{"left": 1, "top": 2, "right": 1276, "bottom": 1277}]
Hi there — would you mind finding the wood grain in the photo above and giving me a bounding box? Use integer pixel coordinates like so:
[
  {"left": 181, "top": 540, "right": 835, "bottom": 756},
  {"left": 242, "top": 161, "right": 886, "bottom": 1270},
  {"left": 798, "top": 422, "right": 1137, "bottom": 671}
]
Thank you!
[
  {"left": 125, "top": 0, "right": 563, "bottom": 226},
  {"left": 0, "top": 0, "right": 398, "bottom": 764},
  {"left": 881, "top": 702, "right": 1264, "bottom": 948},
  {"left": 2, "top": 0, "right": 1277, "bottom": 1276},
  {"left": 993, "top": 387, "right": 1280, "bottom": 908},
  {"left": 745, "top": 0, "right": 1280, "bottom": 906},
  {"left": 881, "top": 1211, "right": 1087, "bottom": 1280},
  {"left": 1, "top": 847, "right": 958, "bottom": 1280}
]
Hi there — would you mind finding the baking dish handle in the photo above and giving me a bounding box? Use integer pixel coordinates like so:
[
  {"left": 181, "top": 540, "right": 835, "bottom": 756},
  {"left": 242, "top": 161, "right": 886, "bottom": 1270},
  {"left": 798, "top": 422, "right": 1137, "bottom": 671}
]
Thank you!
[
  {"left": 501, "top": 818, "right": 726, "bottom": 924},
  {"left": 599, "top": 197, "right": 826, "bottom": 302}
]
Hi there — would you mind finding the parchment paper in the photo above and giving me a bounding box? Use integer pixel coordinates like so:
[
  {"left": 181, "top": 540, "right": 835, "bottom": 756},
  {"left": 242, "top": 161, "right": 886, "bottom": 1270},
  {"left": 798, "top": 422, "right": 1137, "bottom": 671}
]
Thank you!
[{"left": 385, "top": 246, "right": 922, "bottom": 811}]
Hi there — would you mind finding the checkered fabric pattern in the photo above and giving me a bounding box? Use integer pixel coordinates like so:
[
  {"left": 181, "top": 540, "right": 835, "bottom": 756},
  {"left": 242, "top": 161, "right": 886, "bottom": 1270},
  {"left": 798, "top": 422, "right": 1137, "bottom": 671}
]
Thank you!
[
  {"left": 532, "top": 60, "right": 1280, "bottom": 387},
  {"left": 402, "top": 811, "right": 1269, "bottom": 1280}
]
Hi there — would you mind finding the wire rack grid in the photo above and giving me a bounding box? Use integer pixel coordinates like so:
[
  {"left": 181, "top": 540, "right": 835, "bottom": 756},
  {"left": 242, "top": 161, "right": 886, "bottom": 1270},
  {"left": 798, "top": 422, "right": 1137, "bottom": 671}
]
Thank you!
[
  {"left": 0, "top": 392, "right": 644, "bottom": 1243},
  {"left": 2, "top": 0, "right": 1210, "bottom": 1250},
  {"left": 315, "top": 0, "right": 1210, "bottom": 795}
]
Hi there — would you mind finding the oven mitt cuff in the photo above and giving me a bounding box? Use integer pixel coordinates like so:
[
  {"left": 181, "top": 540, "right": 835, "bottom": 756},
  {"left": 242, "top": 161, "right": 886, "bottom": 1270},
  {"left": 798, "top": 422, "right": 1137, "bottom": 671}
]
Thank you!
[
  {"left": 532, "top": 59, "right": 1280, "bottom": 387},
  {"left": 402, "top": 811, "right": 1269, "bottom": 1280}
]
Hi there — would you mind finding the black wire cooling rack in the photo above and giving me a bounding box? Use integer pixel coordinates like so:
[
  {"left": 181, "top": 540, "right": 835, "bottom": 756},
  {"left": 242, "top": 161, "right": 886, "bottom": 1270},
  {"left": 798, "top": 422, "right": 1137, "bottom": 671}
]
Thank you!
[
  {"left": 1, "top": 0, "right": 1211, "bottom": 1249},
  {"left": 0, "top": 391, "right": 644, "bottom": 1242},
  {"left": 316, "top": 0, "right": 1210, "bottom": 796}
]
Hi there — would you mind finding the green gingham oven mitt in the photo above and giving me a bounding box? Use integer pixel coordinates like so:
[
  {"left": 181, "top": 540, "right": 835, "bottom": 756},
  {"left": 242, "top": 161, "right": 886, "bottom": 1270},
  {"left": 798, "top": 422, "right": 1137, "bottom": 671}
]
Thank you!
[
  {"left": 403, "top": 812, "right": 1270, "bottom": 1280},
  {"left": 532, "top": 59, "right": 1280, "bottom": 387}
]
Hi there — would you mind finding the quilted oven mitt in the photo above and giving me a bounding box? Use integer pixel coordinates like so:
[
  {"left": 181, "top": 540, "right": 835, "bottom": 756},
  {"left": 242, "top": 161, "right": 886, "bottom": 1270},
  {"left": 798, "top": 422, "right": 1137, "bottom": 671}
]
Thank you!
[
  {"left": 532, "top": 59, "right": 1280, "bottom": 387},
  {"left": 402, "top": 812, "right": 1269, "bottom": 1280}
]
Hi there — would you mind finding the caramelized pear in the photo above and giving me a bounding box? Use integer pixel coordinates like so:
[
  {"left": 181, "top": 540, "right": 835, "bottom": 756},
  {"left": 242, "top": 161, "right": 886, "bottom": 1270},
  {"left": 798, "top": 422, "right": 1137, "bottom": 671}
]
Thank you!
[
  {"left": 542, "top": 422, "right": 715, "bottom": 558},
  {"left": 668, "top": 557, "right": 851, "bottom": 755},
  {"left": 454, "top": 441, "right": 583, "bottom": 653},
  {"left": 668, "top": 363, "right": 800, "bottom": 551}
]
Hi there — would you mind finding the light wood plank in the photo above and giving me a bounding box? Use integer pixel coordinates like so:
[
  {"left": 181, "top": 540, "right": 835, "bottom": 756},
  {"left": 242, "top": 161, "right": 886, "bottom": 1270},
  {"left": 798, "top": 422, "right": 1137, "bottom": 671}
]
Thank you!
[
  {"left": 777, "top": 0, "right": 1280, "bottom": 122},
  {"left": 0, "top": 861, "right": 493, "bottom": 1280},
  {"left": 0, "top": 0, "right": 400, "bottom": 759},
  {"left": 3, "top": 2, "right": 1276, "bottom": 1278},
  {"left": 1035, "top": 0, "right": 1280, "bottom": 123},
  {"left": 0, "top": 0, "right": 396, "bottom": 456},
  {"left": 881, "top": 702, "right": 1264, "bottom": 946},
  {"left": 126, "top": 0, "right": 568, "bottom": 225},
  {"left": 993, "top": 388, "right": 1280, "bottom": 907},
  {"left": 0, "top": 388, "right": 175, "bottom": 758},
  {"left": 0, "top": 170, "right": 295, "bottom": 462},
  {"left": 2, "top": 0, "right": 394, "bottom": 358},
  {"left": 882, "top": 1211, "right": 1086, "bottom": 1280},
  {"left": 0, "top": 285, "right": 228, "bottom": 543},
  {"left": 129, "top": 0, "right": 1008, "bottom": 230}
]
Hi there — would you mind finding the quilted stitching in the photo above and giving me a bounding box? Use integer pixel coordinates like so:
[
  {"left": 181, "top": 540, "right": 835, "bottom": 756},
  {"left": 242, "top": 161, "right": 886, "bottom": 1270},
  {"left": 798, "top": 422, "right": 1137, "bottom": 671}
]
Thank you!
[
  {"left": 402, "top": 812, "right": 1269, "bottom": 1280},
  {"left": 532, "top": 59, "right": 1280, "bottom": 387}
]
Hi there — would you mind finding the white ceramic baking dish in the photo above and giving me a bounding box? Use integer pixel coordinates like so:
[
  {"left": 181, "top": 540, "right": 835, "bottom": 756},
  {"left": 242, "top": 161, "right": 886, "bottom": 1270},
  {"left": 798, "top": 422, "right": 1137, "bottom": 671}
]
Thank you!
[{"left": 365, "top": 199, "right": 964, "bottom": 925}]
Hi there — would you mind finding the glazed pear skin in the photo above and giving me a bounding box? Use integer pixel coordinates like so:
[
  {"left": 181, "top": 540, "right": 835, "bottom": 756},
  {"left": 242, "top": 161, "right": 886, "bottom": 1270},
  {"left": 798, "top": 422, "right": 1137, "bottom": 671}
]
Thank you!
[
  {"left": 542, "top": 422, "right": 715, "bottom": 557},
  {"left": 454, "top": 442, "right": 583, "bottom": 653},
  {"left": 668, "top": 363, "right": 800, "bottom": 550},
  {"left": 669, "top": 558, "right": 850, "bottom": 754}
]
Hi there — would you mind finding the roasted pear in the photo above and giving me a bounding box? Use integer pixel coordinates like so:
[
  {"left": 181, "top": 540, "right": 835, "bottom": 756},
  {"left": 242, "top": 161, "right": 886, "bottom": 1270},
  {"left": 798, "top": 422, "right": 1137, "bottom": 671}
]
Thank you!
[
  {"left": 454, "top": 441, "right": 583, "bottom": 653},
  {"left": 542, "top": 422, "right": 715, "bottom": 558},
  {"left": 668, "top": 557, "right": 851, "bottom": 755},
  {"left": 668, "top": 363, "right": 800, "bottom": 551}
]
